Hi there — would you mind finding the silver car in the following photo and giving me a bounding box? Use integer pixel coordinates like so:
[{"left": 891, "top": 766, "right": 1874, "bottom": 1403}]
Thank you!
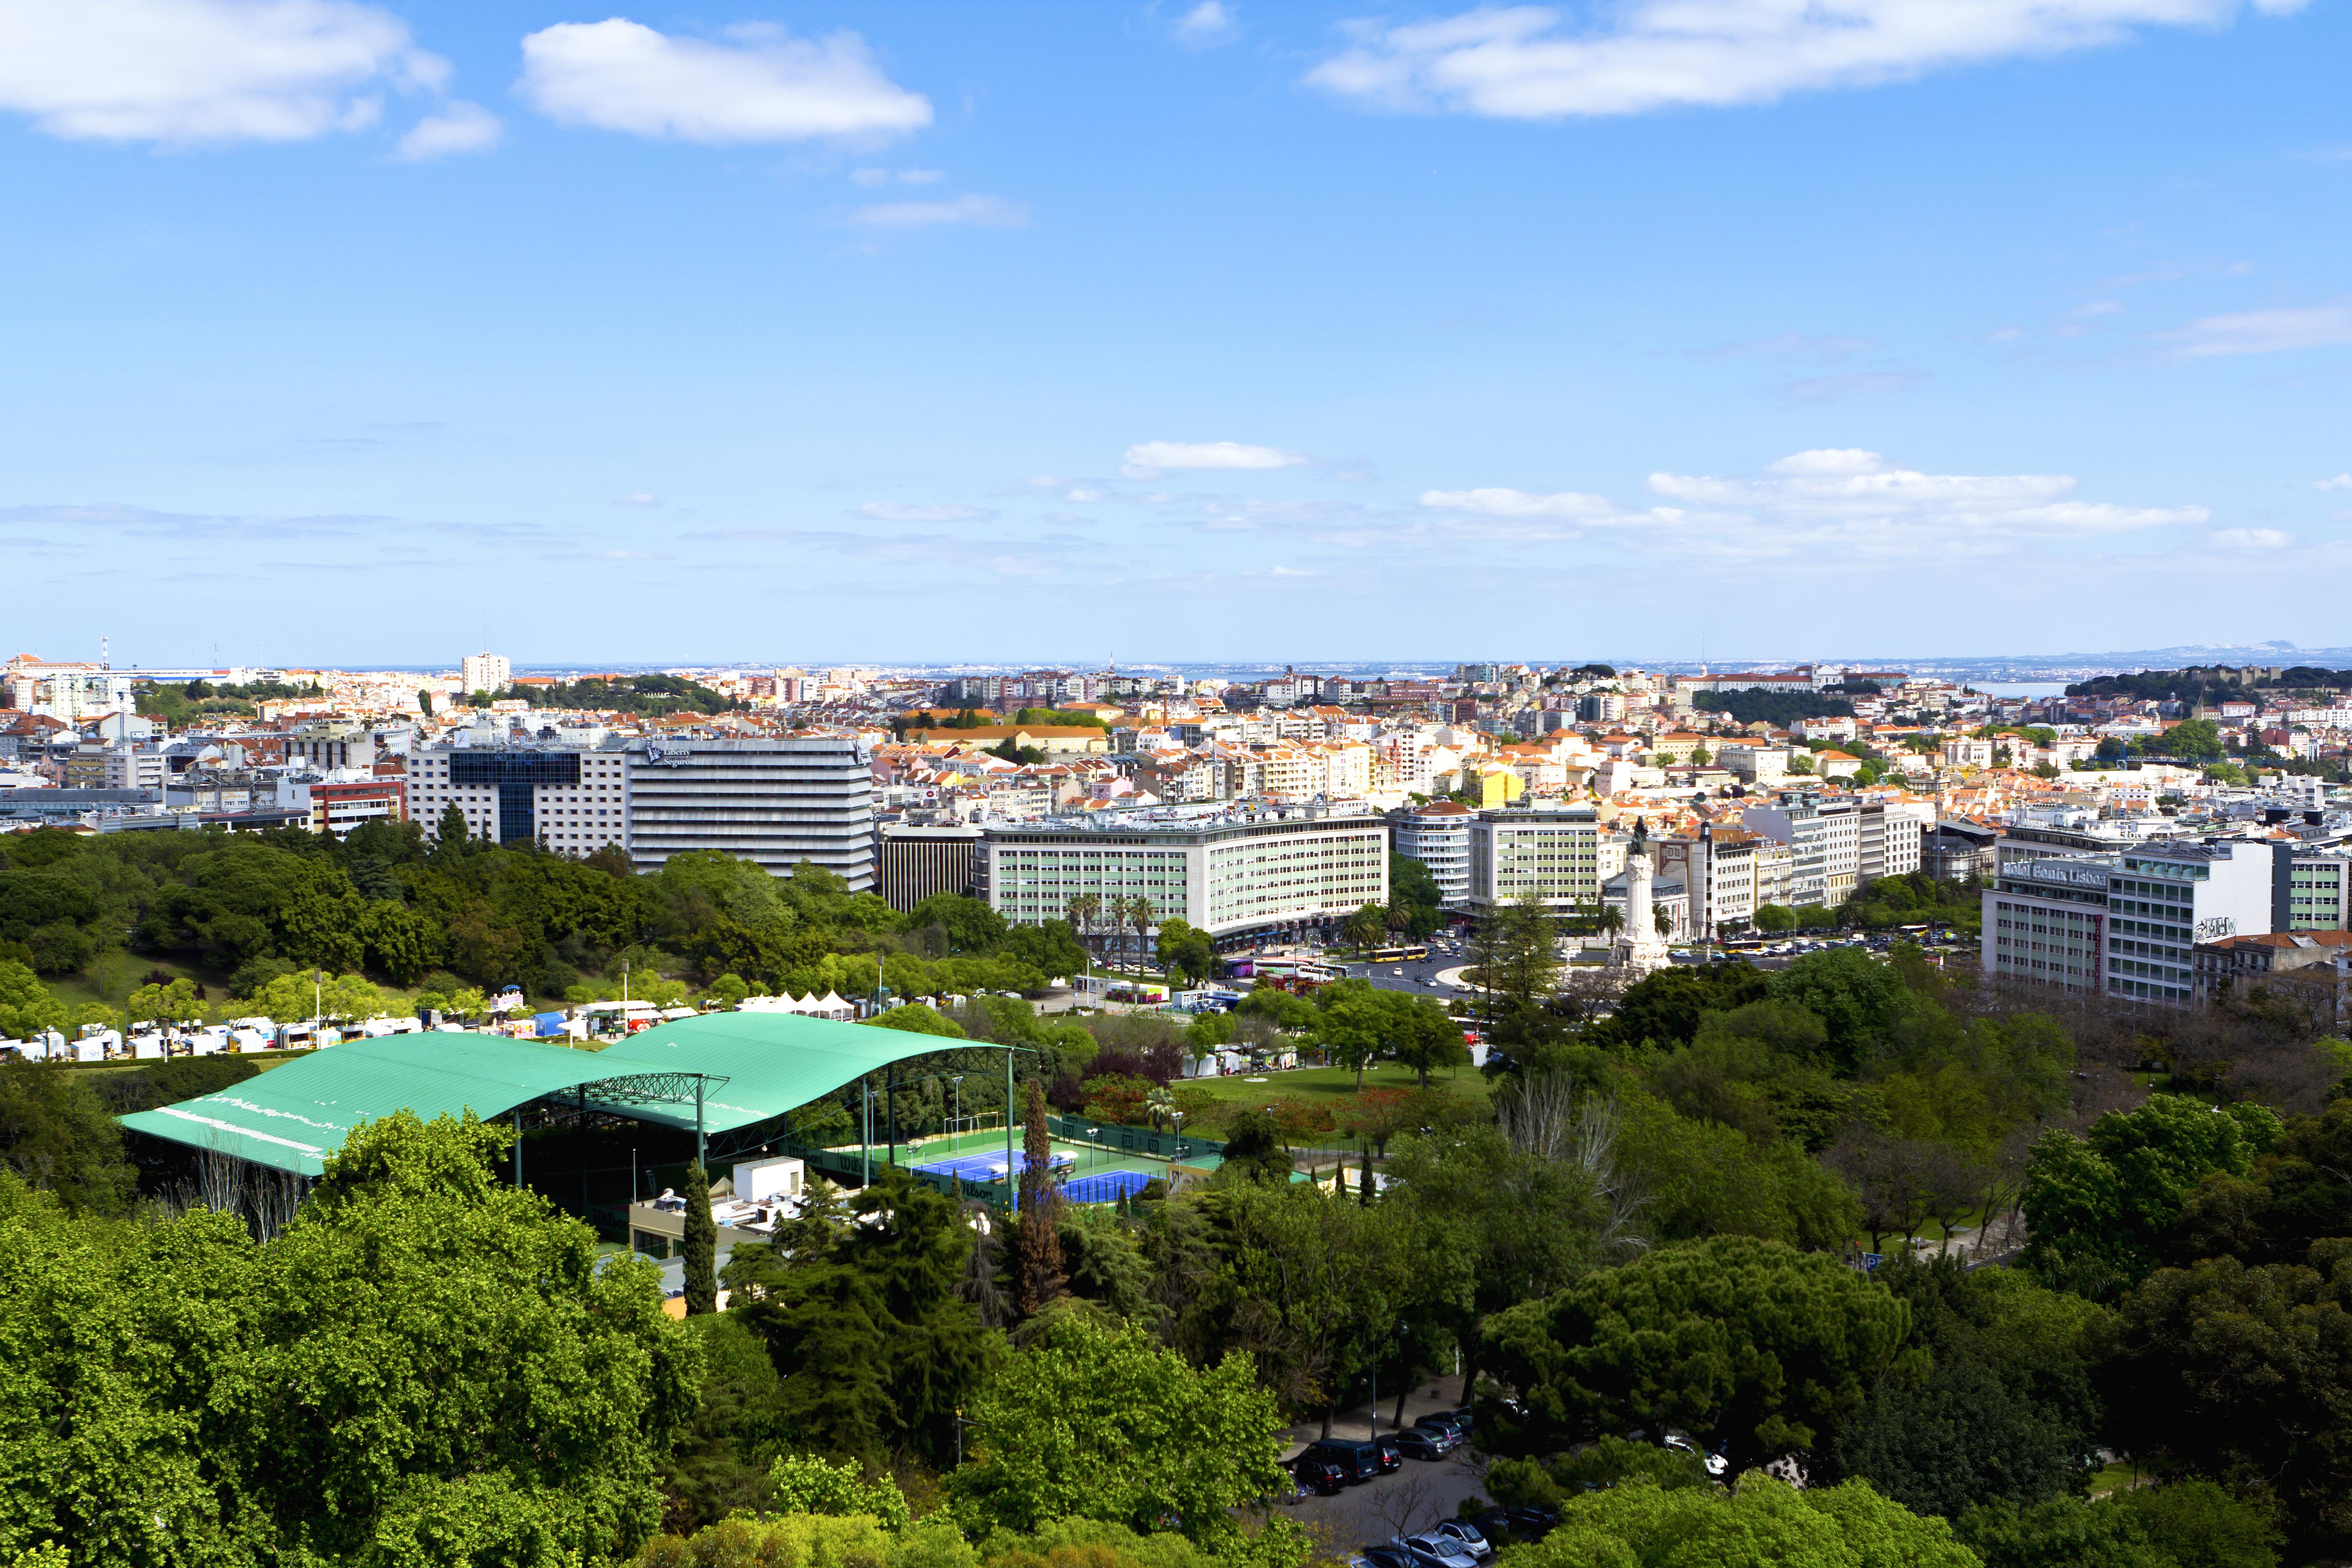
[{"left": 1433, "top": 1522, "right": 1493, "bottom": 1560}]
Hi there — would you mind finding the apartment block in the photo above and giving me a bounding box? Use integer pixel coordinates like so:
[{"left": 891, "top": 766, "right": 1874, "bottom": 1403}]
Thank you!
[
  {"left": 1467, "top": 804, "right": 1626, "bottom": 913},
  {"left": 1392, "top": 801, "right": 1475, "bottom": 910},
  {"left": 981, "top": 807, "right": 1388, "bottom": 941},
  {"left": 1741, "top": 793, "right": 1861, "bottom": 907}
]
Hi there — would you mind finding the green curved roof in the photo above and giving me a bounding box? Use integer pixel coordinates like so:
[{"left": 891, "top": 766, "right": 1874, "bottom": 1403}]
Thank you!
[{"left": 120, "top": 1011, "right": 977, "bottom": 1177}]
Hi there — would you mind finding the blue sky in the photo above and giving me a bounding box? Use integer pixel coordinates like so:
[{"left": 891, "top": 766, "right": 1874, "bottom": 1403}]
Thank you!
[{"left": 3, "top": 0, "right": 2349, "bottom": 669}]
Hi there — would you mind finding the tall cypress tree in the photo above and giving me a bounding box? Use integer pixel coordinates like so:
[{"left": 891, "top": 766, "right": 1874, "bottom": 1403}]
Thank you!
[
  {"left": 1015, "top": 1080, "right": 1064, "bottom": 1315},
  {"left": 682, "top": 1160, "right": 718, "bottom": 1315},
  {"left": 1360, "top": 1144, "right": 1376, "bottom": 1208}
]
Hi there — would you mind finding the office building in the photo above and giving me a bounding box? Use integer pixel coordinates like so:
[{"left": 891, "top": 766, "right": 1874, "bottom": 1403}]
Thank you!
[
  {"left": 981, "top": 805, "right": 1387, "bottom": 941},
  {"left": 621, "top": 736, "right": 874, "bottom": 890},
  {"left": 287, "top": 718, "right": 376, "bottom": 772},
  {"left": 410, "top": 741, "right": 616, "bottom": 850},
  {"left": 1466, "top": 804, "right": 1626, "bottom": 913},
  {"left": 1984, "top": 838, "right": 2285, "bottom": 1004},
  {"left": 310, "top": 777, "right": 408, "bottom": 839},
  {"left": 411, "top": 733, "right": 874, "bottom": 889},
  {"left": 878, "top": 823, "right": 981, "bottom": 911}
]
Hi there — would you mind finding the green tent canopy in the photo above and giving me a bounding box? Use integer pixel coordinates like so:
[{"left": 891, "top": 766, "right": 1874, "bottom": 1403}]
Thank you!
[{"left": 120, "top": 1011, "right": 984, "bottom": 1178}]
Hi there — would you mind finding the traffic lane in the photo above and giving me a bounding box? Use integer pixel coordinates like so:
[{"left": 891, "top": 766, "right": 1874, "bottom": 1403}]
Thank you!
[
  {"left": 1336, "top": 953, "right": 1465, "bottom": 997},
  {"left": 1280, "top": 1450, "right": 1488, "bottom": 1553}
]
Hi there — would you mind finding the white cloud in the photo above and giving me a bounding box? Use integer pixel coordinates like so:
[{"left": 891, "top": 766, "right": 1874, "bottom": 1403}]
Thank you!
[
  {"left": 852, "top": 165, "right": 942, "bottom": 186},
  {"left": 2211, "top": 528, "right": 2291, "bottom": 549},
  {"left": 858, "top": 501, "right": 993, "bottom": 522},
  {"left": 1637, "top": 448, "right": 2205, "bottom": 559},
  {"left": 518, "top": 18, "right": 930, "bottom": 143},
  {"left": 0, "top": 0, "right": 448, "bottom": 144},
  {"left": 1174, "top": 2, "right": 1240, "bottom": 45},
  {"left": 392, "top": 99, "right": 498, "bottom": 160},
  {"left": 2070, "top": 299, "right": 2127, "bottom": 316},
  {"left": 2315, "top": 475, "right": 2352, "bottom": 491},
  {"left": 1307, "top": 1, "right": 2304, "bottom": 120},
  {"left": 845, "top": 193, "right": 1028, "bottom": 228},
  {"left": 1122, "top": 440, "right": 1308, "bottom": 477},
  {"left": 620, "top": 492, "right": 661, "bottom": 506},
  {"left": 1411, "top": 448, "right": 2206, "bottom": 562},
  {"left": 1419, "top": 486, "right": 1616, "bottom": 519},
  {"left": 2166, "top": 303, "right": 2352, "bottom": 357}
]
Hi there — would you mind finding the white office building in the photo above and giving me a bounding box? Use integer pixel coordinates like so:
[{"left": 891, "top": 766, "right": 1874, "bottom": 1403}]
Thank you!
[
  {"left": 411, "top": 733, "right": 875, "bottom": 890},
  {"left": 1984, "top": 838, "right": 2284, "bottom": 1003},
  {"left": 1467, "top": 804, "right": 1627, "bottom": 913},
  {"left": 1392, "top": 802, "right": 1475, "bottom": 910},
  {"left": 981, "top": 805, "right": 1388, "bottom": 941}
]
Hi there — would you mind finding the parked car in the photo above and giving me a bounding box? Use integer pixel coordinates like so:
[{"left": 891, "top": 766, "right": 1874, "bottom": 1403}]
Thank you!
[
  {"left": 1663, "top": 1432, "right": 1731, "bottom": 1478},
  {"left": 1370, "top": 1436, "right": 1405, "bottom": 1472},
  {"left": 1391, "top": 1428, "right": 1450, "bottom": 1460},
  {"left": 1431, "top": 1522, "right": 1492, "bottom": 1559},
  {"left": 1290, "top": 1457, "right": 1348, "bottom": 1496},
  {"left": 1300, "top": 1438, "right": 1384, "bottom": 1485},
  {"left": 1395, "top": 1535, "right": 1478, "bottom": 1568},
  {"left": 1352, "top": 1550, "right": 1414, "bottom": 1568},
  {"left": 1413, "top": 1413, "right": 1468, "bottom": 1444}
]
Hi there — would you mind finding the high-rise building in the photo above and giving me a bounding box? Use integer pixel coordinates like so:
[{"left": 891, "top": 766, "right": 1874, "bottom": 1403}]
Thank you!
[
  {"left": 408, "top": 733, "right": 872, "bottom": 889},
  {"left": 622, "top": 735, "right": 873, "bottom": 890},
  {"left": 461, "top": 652, "right": 511, "bottom": 696}
]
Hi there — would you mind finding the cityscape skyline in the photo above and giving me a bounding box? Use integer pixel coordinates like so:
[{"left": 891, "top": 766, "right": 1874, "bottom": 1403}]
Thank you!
[{"left": 5, "top": 2, "right": 2351, "bottom": 659}]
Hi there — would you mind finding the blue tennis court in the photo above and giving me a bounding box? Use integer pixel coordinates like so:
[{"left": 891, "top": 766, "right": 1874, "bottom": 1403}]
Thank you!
[
  {"left": 1063, "top": 1169, "right": 1152, "bottom": 1205},
  {"left": 913, "top": 1147, "right": 1073, "bottom": 1184}
]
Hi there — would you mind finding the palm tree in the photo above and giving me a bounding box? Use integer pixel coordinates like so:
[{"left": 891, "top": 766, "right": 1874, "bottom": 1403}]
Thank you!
[
  {"left": 1597, "top": 906, "right": 1626, "bottom": 941},
  {"left": 1342, "top": 903, "right": 1386, "bottom": 950},
  {"left": 1128, "top": 895, "right": 1156, "bottom": 971},
  {"left": 1066, "top": 892, "right": 1102, "bottom": 972},
  {"left": 1653, "top": 904, "right": 1674, "bottom": 940}
]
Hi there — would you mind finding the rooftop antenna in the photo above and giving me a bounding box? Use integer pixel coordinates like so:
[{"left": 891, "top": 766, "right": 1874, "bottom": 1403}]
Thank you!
[{"left": 100, "top": 634, "right": 109, "bottom": 669}]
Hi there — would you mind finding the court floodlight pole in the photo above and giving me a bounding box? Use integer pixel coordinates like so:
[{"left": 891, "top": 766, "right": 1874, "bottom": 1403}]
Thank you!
[{"left": 1005, "top": 1046, "right": 1016, "bottom": 1213}]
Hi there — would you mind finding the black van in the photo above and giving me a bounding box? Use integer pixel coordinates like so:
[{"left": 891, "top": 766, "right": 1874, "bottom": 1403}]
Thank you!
[{"left": 1301, "top": 1439, "right": 1384, "bottom": 1485}]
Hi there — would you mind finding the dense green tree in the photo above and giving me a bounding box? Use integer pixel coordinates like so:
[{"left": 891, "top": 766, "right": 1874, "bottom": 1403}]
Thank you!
[
  {"left": 1834, "top": 1257, "right": 2101, "bottom": 1516},
  {"left": 1481, "top": 1235, "right": 1908, "bottom": 1474},
  {"left": 904, "top": 893, "right": 1009, "bottom": 956},
  {"left": 838, "top": 1166, "right": 999, "bottom": 1462},
  {"left": 946, "top": 1314, "right": 1287, "bottom": 1549},
  {"left": 0, "top": 1062, "right": 135, "bottom": 1215},
  {"left": 1514, "top": 1475, "right": 1977, "bottom": 1568},
  {"left": 2093, "top": 1240, "right": 2352, "bottom": 1555},
  {"left": 0, "top": 960, "right": 66, "bottom": 1041},
  {"left": 1957, "top": 1484, "right": 2282, "bottom": 1568},
  {"left": 2024, "top": 1095, "right": 2280, "bottom": 1297},
  {"left": 1765, "top": 946, "right": 1915, "bottom": 1074},
  {"left": 660, "top": 1312, "right": 785, "bottom": 1529}
]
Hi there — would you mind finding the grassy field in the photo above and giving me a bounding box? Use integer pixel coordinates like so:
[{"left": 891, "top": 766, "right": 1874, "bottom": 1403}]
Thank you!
[{"left": 1178, "top": 1060, "right": 1494, "bottom": 1108}]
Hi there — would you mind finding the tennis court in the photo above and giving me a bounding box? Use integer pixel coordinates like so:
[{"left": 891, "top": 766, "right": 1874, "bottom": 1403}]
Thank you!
[{"left": 895, "top": 1127, "right": 1182, "bottom": 1206}]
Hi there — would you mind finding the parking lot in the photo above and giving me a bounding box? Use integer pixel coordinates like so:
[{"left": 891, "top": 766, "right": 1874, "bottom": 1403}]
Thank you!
[{"left": 1276, "top": 1383, "right": 1493, "bottom": 1555}]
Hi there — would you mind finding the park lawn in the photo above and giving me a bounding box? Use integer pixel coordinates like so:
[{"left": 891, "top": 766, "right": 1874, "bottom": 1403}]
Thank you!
[{"left": 1179, "top": 1059, "right": 1494, "bottom": 1109}]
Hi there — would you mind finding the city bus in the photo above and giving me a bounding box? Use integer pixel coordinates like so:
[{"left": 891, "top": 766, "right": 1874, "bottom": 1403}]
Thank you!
[{"left": 1367, "top": 945, "right": 1430, "bottom": 963}]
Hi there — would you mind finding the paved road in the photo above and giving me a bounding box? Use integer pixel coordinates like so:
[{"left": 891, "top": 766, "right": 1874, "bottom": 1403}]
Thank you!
[{"left": 1331, "top": 948, "right": 1472, "bottom": 998}]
